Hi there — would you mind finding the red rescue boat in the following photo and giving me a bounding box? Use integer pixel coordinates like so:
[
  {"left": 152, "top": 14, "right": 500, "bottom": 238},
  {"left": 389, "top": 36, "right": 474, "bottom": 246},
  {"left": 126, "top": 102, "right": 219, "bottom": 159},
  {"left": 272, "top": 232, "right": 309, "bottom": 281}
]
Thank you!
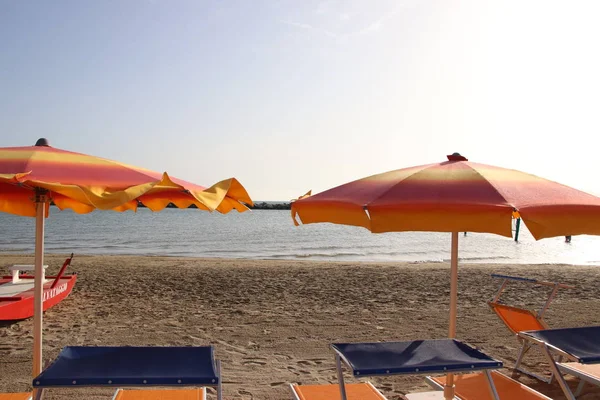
[{"left": 0, "top": 254, "right": 77, "bottom": 321}]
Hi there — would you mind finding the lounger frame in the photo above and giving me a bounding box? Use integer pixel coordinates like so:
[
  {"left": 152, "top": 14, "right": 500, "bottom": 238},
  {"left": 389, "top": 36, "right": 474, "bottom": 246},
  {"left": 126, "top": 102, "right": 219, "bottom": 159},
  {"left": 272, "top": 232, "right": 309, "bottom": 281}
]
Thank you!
[
  {"left": 513, "top": 335, "right": 556, "bottom": 384},
  {"left": 517, "top": 330, "right": 600, "bottom": 400},
  {"left": 490, "top": 274, "right": 573, "bottom": 320},
  {"left": 333, "top": 349, "right": 501, "bottom": 400},
  {"left": 489, "top": 274, "right": 574, "bottom": 383},
  {"left": 33, "top": 360, "right": 222, "bottom": 400},
  {"left": 558, "top": 363, "right": 600, "bottom": 397}
]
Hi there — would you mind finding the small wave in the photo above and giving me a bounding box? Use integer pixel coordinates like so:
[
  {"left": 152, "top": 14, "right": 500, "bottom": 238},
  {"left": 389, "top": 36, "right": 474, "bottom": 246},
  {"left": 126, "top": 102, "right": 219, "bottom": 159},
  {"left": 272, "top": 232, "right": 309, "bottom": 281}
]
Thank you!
[
  {"left": 362, "top": 250, "right": 432, "bottom": 257},
  {"left": 265, "top": 252, "right": 366, "bottom": 259},
  {"left": 0, "top": 247, "right": 31, "bottom": 253},
  {"left": 48, "top": 244, "right": 130, "bottom": 250},
  {"left": 194, "top": 248, "right": 259, "bottom": 254},
  {"left": 407, "top": 258, "right": 446, "bottom": 264},
  {"left": 295, "top": 244, "right": 387, "bottom": 252},
  {"left": 440, "top": 256, "right": 512, "bottom": 263}
]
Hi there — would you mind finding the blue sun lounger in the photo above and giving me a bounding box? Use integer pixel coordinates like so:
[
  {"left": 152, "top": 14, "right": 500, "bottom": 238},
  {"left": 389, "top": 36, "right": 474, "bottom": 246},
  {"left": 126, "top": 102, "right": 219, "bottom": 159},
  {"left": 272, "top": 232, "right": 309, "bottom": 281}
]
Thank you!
[
  {"left": 301, "top": 338, "right": 504, "bottom": 400},
  {"left": 32, "top": 346, "right": 222, "bottom": 400},
  {"left": 518, "top": 326, "right": 600, "bottom": 399}
]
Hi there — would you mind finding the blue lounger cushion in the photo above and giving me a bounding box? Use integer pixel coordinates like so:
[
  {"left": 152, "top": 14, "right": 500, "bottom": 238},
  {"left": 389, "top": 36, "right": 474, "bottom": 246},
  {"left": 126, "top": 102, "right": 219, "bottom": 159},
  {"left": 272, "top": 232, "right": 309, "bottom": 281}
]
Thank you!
[
  {"left": 520, "top": 326, "right": 600, "bottom": 364},
  {"left": 33, "top": 346, "right": 219, "bottom": 387},
  {"left": 331, "top": 339, "right": 502, "bottom": 376}
]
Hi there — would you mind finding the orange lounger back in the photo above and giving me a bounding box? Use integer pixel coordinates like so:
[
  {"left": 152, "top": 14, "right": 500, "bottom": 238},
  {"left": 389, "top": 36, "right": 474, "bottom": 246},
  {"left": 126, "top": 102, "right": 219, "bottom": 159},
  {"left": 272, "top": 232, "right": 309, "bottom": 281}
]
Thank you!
[
  {"left": 290, "top": 383, "right": 387, "bottom": 400},
  {"left": 113, "top": 388, "right": 205, "bottom": 400},
  {"left": 488, "top": 302, "right": 547, "bottom": 334},
  {"left": 0, "top": 394, "right": 31, "bottom": 400},
  {"left": 431, "top": 371, "right": 551, "bottom": 400}
]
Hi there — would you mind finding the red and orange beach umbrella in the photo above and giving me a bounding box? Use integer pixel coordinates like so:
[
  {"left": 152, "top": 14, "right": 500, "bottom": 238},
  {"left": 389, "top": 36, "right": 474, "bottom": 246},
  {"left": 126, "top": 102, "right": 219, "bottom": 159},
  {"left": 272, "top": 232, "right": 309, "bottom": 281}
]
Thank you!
[
  {"left": 291, "top": 153, "right": 600, "bottom": 399},
  {"left": 0, "top": 138, "right": 254, "bottom": 380}
]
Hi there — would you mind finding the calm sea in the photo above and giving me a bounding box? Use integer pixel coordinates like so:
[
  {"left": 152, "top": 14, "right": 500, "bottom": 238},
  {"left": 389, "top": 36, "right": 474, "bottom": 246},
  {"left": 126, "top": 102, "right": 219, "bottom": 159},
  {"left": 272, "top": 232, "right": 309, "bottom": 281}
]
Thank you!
[{"left": 0, "top": 208, "right": 599, "bottom": 265}]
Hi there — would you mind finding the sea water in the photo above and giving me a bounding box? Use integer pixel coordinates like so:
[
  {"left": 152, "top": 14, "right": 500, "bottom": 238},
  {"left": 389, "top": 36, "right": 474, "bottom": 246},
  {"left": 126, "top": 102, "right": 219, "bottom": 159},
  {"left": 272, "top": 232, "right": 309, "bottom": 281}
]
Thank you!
[{"left": 0, "top": 208, "right": 599, "bottom": 265}]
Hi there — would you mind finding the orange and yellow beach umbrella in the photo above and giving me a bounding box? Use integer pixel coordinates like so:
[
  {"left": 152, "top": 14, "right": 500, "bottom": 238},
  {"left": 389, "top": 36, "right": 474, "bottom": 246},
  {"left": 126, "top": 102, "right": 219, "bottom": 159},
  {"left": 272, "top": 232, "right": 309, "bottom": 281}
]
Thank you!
[
  {"left": 291, "top": 152, "right": 600, "bottom": 400},
  {"left": 0, "top": 138, "right": 254, "bottom": 380},
  {"left": 292, "top": 153, "right": 600, "bottom": 240},
  {"left": 0, "top": 138, "right": 252, "bottom": 216}
]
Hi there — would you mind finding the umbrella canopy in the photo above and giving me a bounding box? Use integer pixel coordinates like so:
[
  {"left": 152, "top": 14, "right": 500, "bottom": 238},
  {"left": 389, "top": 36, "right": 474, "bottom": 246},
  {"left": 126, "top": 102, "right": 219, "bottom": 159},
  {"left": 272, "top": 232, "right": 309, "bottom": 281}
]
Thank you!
[
  {"left": 291, "top": 153, "right": 600, "bottom": 400},
  {"left": 292, "top": 153, "right": 600, "bottom": 240},
  {"left": 0, "top": 139, "right": 253, "bottom": 382},
  {"left": 0, "top": 138, "right": 252, "bottom": 216}
]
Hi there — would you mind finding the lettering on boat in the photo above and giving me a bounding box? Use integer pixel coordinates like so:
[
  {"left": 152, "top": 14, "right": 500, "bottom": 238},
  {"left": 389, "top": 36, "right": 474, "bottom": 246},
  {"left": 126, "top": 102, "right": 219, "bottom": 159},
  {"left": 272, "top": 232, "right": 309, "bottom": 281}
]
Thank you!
[{"left": 42, "top": 283, "right": 68, "bottom": 302}]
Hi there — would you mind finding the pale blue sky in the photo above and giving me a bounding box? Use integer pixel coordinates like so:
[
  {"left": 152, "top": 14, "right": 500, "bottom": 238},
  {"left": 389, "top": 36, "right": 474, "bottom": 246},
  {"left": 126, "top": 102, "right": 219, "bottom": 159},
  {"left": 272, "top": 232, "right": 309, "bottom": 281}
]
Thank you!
[{"left": 2, "top": 1, "right": 599, "bottom": 200}]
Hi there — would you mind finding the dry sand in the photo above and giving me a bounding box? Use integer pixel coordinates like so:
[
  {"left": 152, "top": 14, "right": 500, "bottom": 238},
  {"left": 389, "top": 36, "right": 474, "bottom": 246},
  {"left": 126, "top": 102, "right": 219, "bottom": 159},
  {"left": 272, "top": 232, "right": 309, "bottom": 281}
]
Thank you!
[{"left": 1, "top": 254, "right": 600, "bottom": 399}]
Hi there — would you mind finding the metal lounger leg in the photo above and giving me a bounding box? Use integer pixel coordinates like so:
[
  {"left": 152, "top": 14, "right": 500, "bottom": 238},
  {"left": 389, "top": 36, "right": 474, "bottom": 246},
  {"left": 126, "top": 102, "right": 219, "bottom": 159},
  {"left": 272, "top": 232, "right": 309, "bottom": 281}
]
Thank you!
[
  {"left": 514, "top": 339, "right": 530, "bottom": 370},
  {"left": 336, "top": 354, "right": 348, "bottom": 400},
  {"left": 483, "top": 370, "right": 500, "bottom": 400},
  {"left": 217, "top": 360, "right": 223, "bottom": 400},
  {"left": 289, "top": 384, "right": 302, "bottom": 400},
  {"left": 548, "top": 355, "right": 565, "bottom": 384},
  {"left": 575, "top": 380, "right": 586, "bottom": 397},
  {"left": 514, "top": 339, "right": 553, "bottom": 383},
  {"left": 538, "top": 285, "right": 559, "bottom": 319},
  {"left": 492, "top": 280, "right": 508, "bottom": 302},
  {"left": 33, "top": 388, "right": 44, "bottom": 400},
  {"left": 541, "top": 344, "right": 576, "bottom": 400}
]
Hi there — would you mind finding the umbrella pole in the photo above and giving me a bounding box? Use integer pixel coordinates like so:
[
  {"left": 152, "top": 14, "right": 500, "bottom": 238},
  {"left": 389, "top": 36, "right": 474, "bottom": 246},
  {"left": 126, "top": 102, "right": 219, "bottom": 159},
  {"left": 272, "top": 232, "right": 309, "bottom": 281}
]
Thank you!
[
  {"left": 449, "top": 231, "right": 459, "bottom": 337},
  {"left": 33, "top": 192, "right": 47, "bottom": 379},
  {"left": 444, "top": 231, "right": 459, "bottom": 400}
]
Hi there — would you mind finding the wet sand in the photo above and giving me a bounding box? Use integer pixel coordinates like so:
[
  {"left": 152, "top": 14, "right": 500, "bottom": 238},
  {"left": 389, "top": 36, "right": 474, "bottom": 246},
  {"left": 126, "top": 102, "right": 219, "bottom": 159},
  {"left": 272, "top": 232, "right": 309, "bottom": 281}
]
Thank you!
[{"left": 1, "top": 254, "right": 599, "bottom": 399}]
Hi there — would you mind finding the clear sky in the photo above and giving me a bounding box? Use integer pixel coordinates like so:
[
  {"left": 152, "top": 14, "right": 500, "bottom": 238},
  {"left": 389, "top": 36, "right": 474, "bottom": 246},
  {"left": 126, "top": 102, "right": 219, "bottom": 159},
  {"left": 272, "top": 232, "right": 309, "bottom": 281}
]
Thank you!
[{"left": 2, "top": 1, "right": 599, "bottom": 201}]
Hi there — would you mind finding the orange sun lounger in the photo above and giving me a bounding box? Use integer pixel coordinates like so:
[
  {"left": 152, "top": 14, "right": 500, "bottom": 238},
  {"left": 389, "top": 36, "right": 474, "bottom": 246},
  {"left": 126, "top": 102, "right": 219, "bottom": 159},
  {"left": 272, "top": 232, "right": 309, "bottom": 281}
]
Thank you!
[
  {"left": 0, "top": 394, "right": 31, "bottom": 400},
  {"left": 289, "top": 382, "right": 388, "bottom": 400},
  {"left": 487, "top": 274, "right": 574, "bottom": 383},
  {"left": 427, "top": 371, "right": 551, "bottom": 400},
  {"left": 113, "top": 388, "right": 206, "bottom": 400}
]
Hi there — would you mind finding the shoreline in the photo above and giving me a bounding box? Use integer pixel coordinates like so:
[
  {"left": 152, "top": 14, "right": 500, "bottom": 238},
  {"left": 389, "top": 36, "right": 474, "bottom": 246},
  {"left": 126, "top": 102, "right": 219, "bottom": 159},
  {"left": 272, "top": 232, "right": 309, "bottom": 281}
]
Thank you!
[
  {"left": 0, "top": 251, "right": 595, "bottom": 267},
  {"left": 1, "top": 254, "right": 599, "bottom": 399}
]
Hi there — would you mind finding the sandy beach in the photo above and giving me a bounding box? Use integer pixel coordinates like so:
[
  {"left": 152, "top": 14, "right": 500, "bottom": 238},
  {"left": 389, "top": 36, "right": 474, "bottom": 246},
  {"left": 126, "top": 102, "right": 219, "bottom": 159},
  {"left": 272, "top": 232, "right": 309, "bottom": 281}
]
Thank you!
[{"left": 1, "top": 254, "right": 599, "bottom": 399}]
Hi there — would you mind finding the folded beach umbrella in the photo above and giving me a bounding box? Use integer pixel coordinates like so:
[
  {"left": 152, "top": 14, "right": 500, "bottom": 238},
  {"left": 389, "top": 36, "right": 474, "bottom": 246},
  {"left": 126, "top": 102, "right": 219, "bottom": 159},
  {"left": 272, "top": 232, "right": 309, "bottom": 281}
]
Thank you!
[
  {"left": 291, "top": 152, "right": 600, "bottom": 399},
  {"left": 0, "top": 138, "right": 254, "bottom": 379}
]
